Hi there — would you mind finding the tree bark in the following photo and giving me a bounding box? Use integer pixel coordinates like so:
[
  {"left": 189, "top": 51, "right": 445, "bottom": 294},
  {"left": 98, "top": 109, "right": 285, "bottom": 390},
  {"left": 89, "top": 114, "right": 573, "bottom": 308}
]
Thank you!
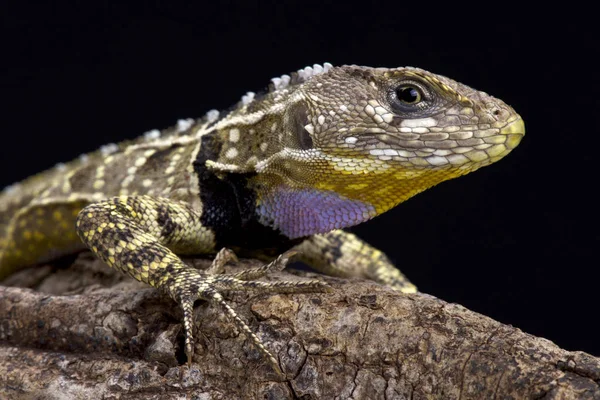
[{"left": 0, "top": 252, "right": 598, "bottom": 400}]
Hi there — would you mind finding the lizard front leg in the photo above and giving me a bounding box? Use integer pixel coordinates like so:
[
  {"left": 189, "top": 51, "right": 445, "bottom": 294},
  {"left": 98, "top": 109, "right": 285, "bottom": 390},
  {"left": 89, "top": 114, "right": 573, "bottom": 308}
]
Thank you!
[
  {"left": 75, "top": 195, "right": 329, "bottom": 374},
  {"left": 294, "top": 230, "right": 417, "bottom": 293}
]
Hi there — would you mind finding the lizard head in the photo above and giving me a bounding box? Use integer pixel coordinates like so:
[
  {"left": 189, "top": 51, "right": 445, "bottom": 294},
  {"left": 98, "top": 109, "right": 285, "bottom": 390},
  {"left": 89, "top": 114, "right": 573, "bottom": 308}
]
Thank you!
[{"left": 210, "top": 64, "right": 524, "bottom": 239}]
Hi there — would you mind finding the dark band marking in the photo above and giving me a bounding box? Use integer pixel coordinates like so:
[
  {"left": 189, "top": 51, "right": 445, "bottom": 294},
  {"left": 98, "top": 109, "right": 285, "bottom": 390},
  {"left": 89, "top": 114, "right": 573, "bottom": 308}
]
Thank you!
[{"left": 157, "top": 205, "right": 177, "bottom": 238}]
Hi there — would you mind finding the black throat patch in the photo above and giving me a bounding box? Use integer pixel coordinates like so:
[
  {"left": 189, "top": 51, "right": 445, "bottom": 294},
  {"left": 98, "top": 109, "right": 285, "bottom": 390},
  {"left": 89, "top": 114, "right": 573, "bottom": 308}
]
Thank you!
[{"left": 192, "top": 130, "right": 298, "bottom": 254}]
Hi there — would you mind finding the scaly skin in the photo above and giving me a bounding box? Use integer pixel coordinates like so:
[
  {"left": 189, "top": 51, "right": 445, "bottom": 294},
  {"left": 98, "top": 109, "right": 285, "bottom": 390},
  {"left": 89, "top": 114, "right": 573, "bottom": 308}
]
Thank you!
[{"left": 0, "top": 63, "right": 524, "bottom": 375}]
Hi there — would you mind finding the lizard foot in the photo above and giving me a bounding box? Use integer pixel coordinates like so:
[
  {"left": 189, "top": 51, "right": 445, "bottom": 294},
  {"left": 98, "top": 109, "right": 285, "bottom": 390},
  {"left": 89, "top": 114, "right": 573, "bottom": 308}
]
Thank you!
[{"left": 169, "top": 250, "right": 331, "bottom": 377}]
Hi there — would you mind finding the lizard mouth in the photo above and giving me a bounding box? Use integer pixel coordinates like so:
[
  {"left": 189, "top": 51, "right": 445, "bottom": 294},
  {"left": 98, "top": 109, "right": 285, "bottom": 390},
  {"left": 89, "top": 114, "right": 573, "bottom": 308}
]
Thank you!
[{"left": 500, "top": 116, "right": 525, "bottom": 149}]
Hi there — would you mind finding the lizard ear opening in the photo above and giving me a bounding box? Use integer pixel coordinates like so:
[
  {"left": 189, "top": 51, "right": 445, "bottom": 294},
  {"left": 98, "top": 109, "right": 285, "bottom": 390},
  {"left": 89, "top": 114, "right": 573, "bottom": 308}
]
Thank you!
[
  {"left": 287, "top": 102, "right": 314, "bottom": 150},
  {"left": 298, "top": 125, "right": 314, "bottom": 150}
]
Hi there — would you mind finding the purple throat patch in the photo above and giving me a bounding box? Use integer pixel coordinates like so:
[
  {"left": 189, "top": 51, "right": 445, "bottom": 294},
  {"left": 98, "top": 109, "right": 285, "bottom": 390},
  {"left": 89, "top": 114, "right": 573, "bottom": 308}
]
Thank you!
[{"left": 256, "top": 186, "right": 376, "bottom": 239}]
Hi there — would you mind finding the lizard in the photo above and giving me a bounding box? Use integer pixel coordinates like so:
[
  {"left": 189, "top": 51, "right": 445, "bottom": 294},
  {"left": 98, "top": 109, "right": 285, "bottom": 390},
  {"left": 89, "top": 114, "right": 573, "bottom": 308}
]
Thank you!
[{"left": 0, "top": 63, "right": 525, "bottom": 375}]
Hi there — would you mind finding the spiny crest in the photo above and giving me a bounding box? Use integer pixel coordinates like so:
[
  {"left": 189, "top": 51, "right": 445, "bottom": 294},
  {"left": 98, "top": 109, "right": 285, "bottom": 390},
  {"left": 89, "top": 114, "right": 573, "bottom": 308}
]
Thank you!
[
  {"left": 198, "top": 63, "right": 335, "bottom": 128},
  {"left": 269, "top": 62, "right": 334, "bottom": 91}
]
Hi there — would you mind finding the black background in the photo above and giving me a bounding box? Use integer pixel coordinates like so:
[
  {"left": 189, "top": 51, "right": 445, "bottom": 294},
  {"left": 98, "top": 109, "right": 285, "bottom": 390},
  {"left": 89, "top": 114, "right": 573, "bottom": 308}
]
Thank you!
[{"left": 1, "top": 4, "right": 598, "bottom": 356}]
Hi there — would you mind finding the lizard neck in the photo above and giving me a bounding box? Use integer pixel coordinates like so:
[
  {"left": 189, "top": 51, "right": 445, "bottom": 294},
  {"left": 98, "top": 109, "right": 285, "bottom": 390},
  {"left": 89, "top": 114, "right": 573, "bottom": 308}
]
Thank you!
[
  {"left": 192, "top": 128, "right": 299, "bottom": 251},
  {"left": 193, "top": 128, "right": 378, "bottom": 241}
]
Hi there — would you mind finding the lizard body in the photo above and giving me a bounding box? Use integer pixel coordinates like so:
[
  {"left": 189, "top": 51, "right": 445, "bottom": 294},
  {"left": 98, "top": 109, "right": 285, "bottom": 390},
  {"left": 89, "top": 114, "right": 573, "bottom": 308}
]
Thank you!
[{"left": 0, "top": 63, "right": 524, "bottom": 374}]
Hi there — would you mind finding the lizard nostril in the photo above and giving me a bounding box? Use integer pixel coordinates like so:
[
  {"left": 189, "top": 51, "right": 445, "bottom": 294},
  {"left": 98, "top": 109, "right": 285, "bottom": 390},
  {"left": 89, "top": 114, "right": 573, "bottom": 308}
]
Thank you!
[{"left": 492, "top": 108, "right": 501, "bottom": 116}]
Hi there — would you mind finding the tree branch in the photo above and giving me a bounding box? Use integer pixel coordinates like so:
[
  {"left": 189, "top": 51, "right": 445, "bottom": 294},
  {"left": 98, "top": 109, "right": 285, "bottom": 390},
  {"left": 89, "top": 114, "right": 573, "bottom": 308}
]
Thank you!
[{"left": 0, "top": 253, "right": 598, "bottom": 399}]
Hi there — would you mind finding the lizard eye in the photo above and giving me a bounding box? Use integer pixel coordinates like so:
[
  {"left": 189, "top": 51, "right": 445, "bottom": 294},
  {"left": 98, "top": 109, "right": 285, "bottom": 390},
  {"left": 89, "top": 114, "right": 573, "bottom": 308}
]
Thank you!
[
  {"left": 395, "top": 84, "right": 423, "bottom": 105},
  {"left": 388, "top": 80, "right": 432, "bottom": 115}
]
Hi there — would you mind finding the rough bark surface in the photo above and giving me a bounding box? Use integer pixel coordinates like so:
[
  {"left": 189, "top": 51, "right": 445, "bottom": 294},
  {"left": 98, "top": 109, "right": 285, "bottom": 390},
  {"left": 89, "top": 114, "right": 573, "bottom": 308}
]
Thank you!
[{"left": 0, "top": 252, "right": 598, "bottom": 400}]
